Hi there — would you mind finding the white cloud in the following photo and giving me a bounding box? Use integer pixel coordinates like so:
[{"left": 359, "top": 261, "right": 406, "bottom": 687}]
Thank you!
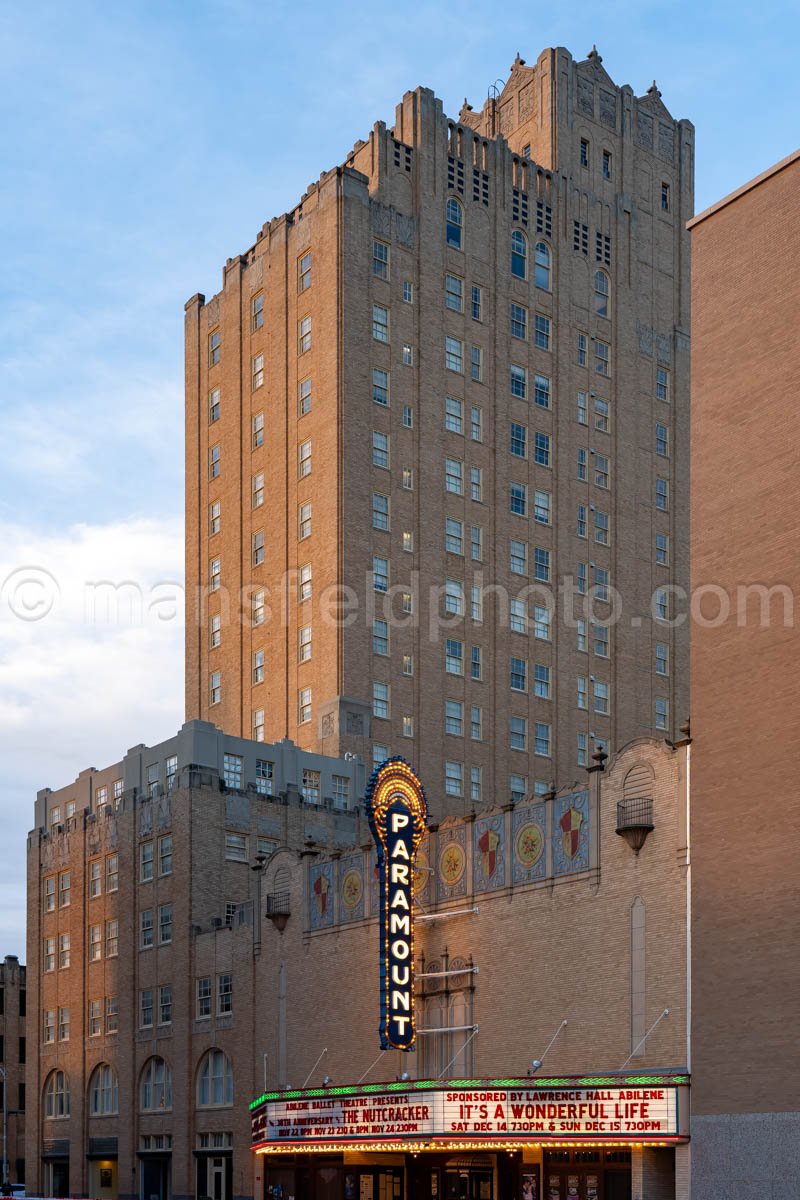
[{"left": 0, "top": 516, "right": 185, "bottom": 956}]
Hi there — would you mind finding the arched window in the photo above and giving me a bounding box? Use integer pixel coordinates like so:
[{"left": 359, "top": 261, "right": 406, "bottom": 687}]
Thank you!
[
  {"left": 89, "top": 1063, "right": 119, "bottom": 1116},
  {"left": 197, "top": 1048, "right": 234, "bottom": 1107},
  {"left": 594, "top": 269, "right": 610, "bottom": 317},
  {"left": 140, "top": 1056, "right": 172, "bottom": 1111},
  {"left": 511, "top": 230, "right": 528, "bottom": 279},
  {"left": 535, "top": 241, "right": 551, "bottom": 290},
  {"left": 446, "top": 198, "right": 463, "bottom": 250},
  {"left": 44, "top": 1070, "right": 70, "bottom": 1118}
]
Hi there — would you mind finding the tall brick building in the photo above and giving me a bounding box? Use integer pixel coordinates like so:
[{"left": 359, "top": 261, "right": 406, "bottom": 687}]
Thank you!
[
  {"left": 0, "top": 955, "right": 26, "bottom": 1185},
  {"left": 688, "top": 149, "right": 800, "bottom": 1197},
  {"left": 185, "top": 46, "right": 693, "bottom": 813}
]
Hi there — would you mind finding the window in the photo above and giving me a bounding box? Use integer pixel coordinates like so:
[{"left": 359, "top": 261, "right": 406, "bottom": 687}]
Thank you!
[
  {"left": 577, "top": 504, "right": 587, "bottom": 538},
  {"left": 511, "top": 230, "right": 527, "bottom": 279},
  {"left": 577, "top": 732, "right": 588, "bottom": 767},
  {"left": 471, "top": 406, "right": 483, "bottom": 441},
  {"left": 445, "top": 273, "right": 464, "bottom": 311},
  {"left": 89, "top": 1063, "right": 118, "bottom": 1116},
  {"left": 510, "top": 657, "right": 527, "bottom": 692},
  {"left": 655, "top": 697, "right": 669, "bottom": 730},
  {"left": 602, "top": 149, "right": 612, "bottom": 179},
  {"left": 252, "top": 530, "right": 265, "bottom": 566},
  {"left": 445, "top": 396, "right": 463, "bottom": 433},
  {"left": 656, "top": 366, "right": 670, "bottom": 402},
  {"left": 372, "top": 493, "right": 390, "bottom": 530},
  {"left": 225, "top": 833, "right": 247, "bottom": 862},
  {"left": 197, "top": 978, "right": 212, "bottom": 1019},
  {"left": 510, "top": 302, "right": 528, "bottom": 340},
  {"left": 470, "top": 705, "right": 483, "bottom": 740},
  {"left": 470, "top": 766, "right": 482, "bottom": 803},
  {"left": 595, "top": 339, "right": 610, "bottom": 375},
  {"left": 105, "top": 920, "right": 118, "bottom": 958},
  {"left": 534, "top": 663, "right": 551, "bottom": 699},
  {"left": 471, "top": 284, "right": 482, "bottom": 320},
  {"left": 298, "top": 502, "right": 312, "bottom": 539},
  {"left": 208, "top": 387, "right": 220, "bottom": 423},
  {"left": 373, "top": 555, "right": 389, "bottom": 591},
  {"left": 296, "top": 377, "right": 312, "bottom": 418},
  {"left": 446, "top": 197, "right": 463, "bottom": 248},
  {"left": 208, "top": 329, "right": 221, "bottom": 366},
  {"left": 445, "top": 639, "right": 464, "bottom": 675},
  {"left": 158, "top": 904, "right": 172, "bottom": 945},
  {"left": 297, "top": 315, "right": 312, "bottom": 354},
  {"left": 510, "top": 423, "right": 527, "bottom": 458},
  {"left": 96, "top": 784, "right": 108, "bottom": 807},
  {"left": 656, "top": 642, "right": 669, "bottom": 676},
  {"left": 107, "top": 854, "right": 119, "bottom": 892},
  {"left": 656, "top": 532, "right": 670, "bottom": 565},
  {"left": 208, "top": 444, "right": 221, "bottom": 480},
  {"left": 373, "top": 744, "right": 390, "bottom": 769},
  {"left": 332, "top": 776, "right": 350, "bottom": 807},
  {"left": 402, "top": 342, "right": 413, "bottom": 365},
  {"left": 577, "top": 333, "right": 587, "bottom": 367},
  {"left": 445, "top": 518, "right": 464, "bottom": 556},
  {"left": 470, "top": 525, "right": 482, "bottom": 561},
  {"left": 535, "top": 314, "right": 551, "bottom": 349},
  {"left": 198, "top": 1049, "right": 234, "bottom": 1107},
  {"left": 252, "top": 411, "right": 265, "bottom": 447},
  {"left": 594, "top": 510, "right": 610, "bottom": 545},
  {"left": 534, "top": 722, "right": 551, "bottom": 756},
  {"left": 208, "top": 499, "right": 222, "bottom": 538},
  {"left": 299, "top": 564, "right": 312, "bottom": 602},
  {"left": 251, "top": 291, "right": 264, "bottom": 331},
  {"left": 577, "top": 618, "right": 587, "bottom": 652},
  {"left": 209, "top": 613, "right": 221, "bottom": 649},
  {"left": 594, "top": 680, "right": 610, "bottom": 714},
  {"left": 594, "top": 270, "right": 609, "bottom": 317},
  {"left": 445, "top": 457, "right": 464, "bottom": 494},
  {"left": 580, "top": 138, "right": 589, "bottom": 168},
  {"left": 444, "top": 578, "right": 465, "bottom": 616},
  {"left": 594, "top": 396, "right": 610, "bottom": 432},
  {"left": 88, "top": 859, "right": 102, "bottom": 899},
  {"left": 44, "top": 1070, "right": 70, "bottom": 1118},
  {"left": 224, "top": 755, "right": 243, "bottom": 790},
  {"left": 58, "top": 1006, "right": 70, "bottom": 1041},
  {"left": 595, "top": 623, "right": 610, "bottom": 657},
  {"left": 298, "top": 250, "right": 312, "bottom": 292},
  {"left": 661, "top": 182, "right": 670, "bottom": 212},
  {"left": 510, "top": 539, "right": 527, "bottom": 575},
  {"left": 577, "top": 448, "right": 587, "bottom": 480},
  {"left": 373, "top": 682, "right": 390, "bottom": 719},
  {"left": 44, "top": 876, "right": 55, "bottom": 912},
  {"left": 577, "top": 561, "right": 588, "bottom": 594},
  {"left": 140, "top": 909, "right": 154, "bottom": 950},
  {"left": 445, "top": 700, "right": 464, "bottom": 737},
  {"left": 218, "top": 974, "right": 233, "bottom": 1015},
  {"left": 298, "top": 687, "right": 312, "bottom": 724},
  {"left": 140, "top": 1057, "right": 172, "bottom": 1111},
  {"left": 595, "top": 454, "right": 610, "bottom": 488},
  {"left": 43, "top": 937, "right": 55, "bottom": 972},
  {"left": 534, "top": 241, "right": 551, "bottom": 290},
  {"left": 471, "top": 645, "right": 482, "bottom": 680},
  {"left": 534, "top": 432, "right": 551, "bottom": 467},
  {"left": 403, "top": 280, "right": 413, "bottom": 303},
  {"left": 578, "top": 676, "right": 588, "bottom": 710},
  {"left": 655, "top": 587, "right": 670, "bottom": 622},
  {"left": 445, "top": 761, "right": 463, "bottom": 797},
  {"left": 209, "top": 557, "right": 221, "bottom": 592},
  {"left": 402, "top": 469, "right": 413, "bottom": 491},
  {"left": 403, "top": 404, "right": 413, "bottom": 428},
  {"left": 252, "top": 709, "right": 265, "bottom": 742},
  {"left": 510, "top": 482, "right": 527, "bottom": 516},
  {"left": 403, "top": 530, "right": 413, "bottom": 552},
  {"left": 88, "top": 999, "right": 102, "bottom": 1037},
  {"left": 372, "top": 367, "right": 389, "bottom": 406},
  {"left": 373, "top": 240, "right": 389, "bottom": 279},
  {"left": 209, "top": 670, "right": 221, "bottom": 706},
  {"left": 445, "top": 336, "right": 464, "bottom": 373},
  {"left": 656, "top": 423, "right": 669, "bottom": 457},
  {"left": 157, "top": 985, "right": 172, "bottom": 1026},
  {"left": 510, "top": 598, "right": 526, "bottom": 633},
  {"left": 510, "top": 775, "right": 528, "bottom": 803},
  {"left": 534, "top": 547, "right": 550, "bottom": 582},
  {"left": 255, "top": 759, "right": 273, "bottom": 795},
  {"left": 593, "top": 565, "right": 610, "bottom": 603},
  {"left": 470, "top": 345, "right": 483, "bottom": 381},
  {"left": 298, "top": 624, "right": 312, "bottom": 663},
  {"left": 88, "top": 924, "right": 101, "bottom": 962},
  {"left": 510, "top": 715, "right": 528, "bottom": 751},
  {"left": 403, "top": 654, "right": 414, "bottom": 676},
  {"left": 56, "top": 869, "right": 70, "bottom": 907},
  {"left": 471, "top": 586, "right": 483, "bottom": 622},
  {"left": 470, "top": 467, "right": 483, "bottom": 502},
  {"left": 372, "top": 304, "right": 389, "bottom": 343},
  {"left": 510, "top": 363, "right": 527, "bottom": 399},
  {"left": 534, "top": 374, "right": 551, "bottom": 409},
  {"left": 252, "top": 353, "right": 264, "bottom": 390}
]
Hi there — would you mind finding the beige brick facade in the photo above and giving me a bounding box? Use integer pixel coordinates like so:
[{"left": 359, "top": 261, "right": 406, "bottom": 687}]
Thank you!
[{"left": 185, "top": 47, "right": 693, "bottom": 816}]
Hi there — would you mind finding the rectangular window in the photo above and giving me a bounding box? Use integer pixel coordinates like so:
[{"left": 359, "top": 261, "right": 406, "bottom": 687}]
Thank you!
[
  {"left": 577, "top": 618, "right": 587, "bottom": 652},
  {"left": 252, "top": 353, "right": 264, "bottom": 390},
  {"left": 403, "top": 280, "right": 413, "bottom": 303},
  {"left": 656, "top": 366, "right": 670, "bottom": 402},
  {"left": 301, "top": 768, "right": 321, "bottom": 803},
  {"left": 444, "top": 578, "right": 465, "bottom": 616},
  {"left": 534, "top": 722, "right": 551, "bottom": 757},
  {"left": 332, "top": 776, "right": 350, "bottom": 807},
  {"left": 208, "top": 387, "right": 220, "bottom": 423},
  {"left": 88, "top": 924, "right": 101, "bottom": 962},
  {"left": 255, "top": 759, "right": 274, "bottom": 795},
  {"left": 297, "top": 439, "right": 312, "bottom": 479},
  {"left": 470, "top": 466, "right": 483, "bottom": 502},
  {"left": 471, "top": 284, "right": 483, "bottom": 321},
  {"left": 470, "top": 406, "right": 483, "bottom": 441},
  {"left": 602, "top": 149, "right": 612, "bottom": 179},
  {"left": 209, "top": 557, "right": 221, "bottom": 593},
  {"left": 594, "top": 511, "right": 610, "bottom": 544},
  {"left": 374, "top": 432, "right": 388, "bottom": 468},
  {"left": 661, "top": 182, "right": 671, "bottom": 212},
  {"left": 252, "top": 530, "right": 265, "bottom": 567},
  {"left": 594, "top": 680, "right": 610, "bottom": 714},
  {"left": 656, "top": 477, "right": 669, "bottom": 511},
  {"left": 252, "top": 411, "right": 265, "bottom": 447},
  {"left": 298, "top": 687, "right": 312, "bottom": 724},
  {"left": 445, "top": 274, "right": 464, "bottom": 312},
  {"left": 402, "top": 468, "right": 413, "bottom": 490},
  {"left": 372, "top": 367, "right": 389, "bottom": 406},
  {"left": 593, "top": 565, "right": 610, "bottom": 602},
  {"left": 656, "top": 423, "right": 669, "bottom": 457},
  {"left": 656, "top": 642, "right": 670, "bottom": 675},
  {"left": 510, "top": 422, "right": 527, "bottom": 458},
  {"left": 470, "top": 705, "right": 483, "bottom": 740},
  {"left": 225, "top": 832, "right": 248, "bottom": 862},
  {"left": 105, "top": 920, "right": 118, "bottom": 958},
  {"left": 470, "top": 345, "right": 483, "bottom": 381},
  {"left": 44, "top": 876, "right": 56, "bottom": 912},
  {"left": 102, "top": 854, "right": 117, "bottom": 895},
  {"left": 297, "top": 377, "right": 312, "bottom": 417},
  {"left": 140, "top": 841, "right": 154, "bottom": 882},
  {"left": 298, "top": 316, "right": 312, "bottom": 354},
  {"left": 471, "top": 645, "right": 482, "bottom": 681},
  {"left": 372, "top": 305, "right": 389, "bottom": 342},
  {"left": 510, "top": 656, "right": 527, "bottom": 692},
  {"left": 373, "top": 240, "right": 389, "bottom": 279},
  {"left": 223, "top": 752, "right": 243, "bottom": 789},
  {"left": 577, "top": 448, "right": 587, "bottom": 480},
  {"left": 445, "top": 761, "right": 463, "bottom": 797},
  {"left": 445, "top": 639, "right": 464, "bottom": 675},
  {"left": 510, "top": 598, "right": 527, "bottom": 633},
  {"left": 445, "top": 457, "right": 464, "bottom": 494},
  {"left": 577, "top": 391, "right": 588, "bottom": 425},
  {"left": 655, "top": 696, "right": 669, "bottom": 730},
  {"left": 510, "top": 482, "right": 527, "bottom": 516},
  {"left": 403, "top": 654, "right": 414, "bottom": 676},
  {"left": 140, "top": 909, "right": 154, "bottom": 950},
  {"left": 594, "top": 624, "right": 609, "bottom": 657},
  {"left": 58, "top": 869, "right": 70, "bottom": 907},
  {"left": 595, "top": 339, "right": 610, "bottom": 375},
  {"left": 445, "top": 518, "right": 464, "bottom": 556},
  {"left": 372, "top": 555, "right": 389, "bottom": 592},
  {"left": 372, "top": 493, "right": 390, "bottom": 530},
  {"left": 208, "top": 328, "right": 221, "bottom": 366},
  {"left": 580, "top": 139, "right": 589, "bottom": 167},
  {"left": 470, "top": 525, "right": 482, "bottom": 562},
  {"left": 197, "top": 978, "right": 212, "bottom": 1019},
  {"left": 510, "top": 363, "right": 527, "bottom": 399},
  {"left": 534, "top": 374, "right": 551, "bottom": 409},
  {"left": 445, "top": 396, "right": 464, "bottom": 434},
  {"left": 471, "top": 766, "right": 482, "bottom": 803},
  {"left": 43, "top": 937, "right": 55, "bottom": 972},
  {"left": 403, "top": 405, "right": 413, "bottom": 428},
  {"left": 372, "top": 681, "right": 390, "bottom": 719},
  {"left": 577, "top": 504, "right": 587, "bottom": 538},
  {"left": 299, "top": 564, "right": 312, "bottom": 602},
  {"left": 577, "top": 676, "right": 588, "bottom": 710},
  {"left": 656, "top": 532, "right": 670, "bottom": 564},
  {"left": 510, "top": 775, "right": 528, "bottom": 803},
  {"left": 577, "top": 333, "right": 587, "bottom": 367},
  {"left": 158, "top": 985, "right": 172, "bottom": 1026},
  {"left": 209, "top": 670, "right": 221, "bottom": 706},
  {"left": 595, "top": 454, "right": 610, "bottom": 488},
  {"left": 445, "top": 336, "right": 464, "bottom": 373},
  {"left": 373, "top": 619, "right": 389, "bottom": 655},
  {"left": 252, "top": 708, "right": 265, "bottom": 742},
  {"left": 510, "top": 714, "right": 527, "bottom": 751},
  {"left": 594, "top": 396, "right": 610, "bottom": 431},
  {"left": 510, "top": 539, "right": 527, "bottom": 576},
  {"left": 251, "top": 291, "right": 264, "bottom": 331},
  {"left": 534, "top": 432, "right": 551, "bottom": 467},
  {"left": 88, "top": 860, "right": 102, "bottom": 899},
  {"left": 218, "top": 974, "right": 233, "bottom": 1015},
  {"left": 534, "top": 547, "right": 550, "bottom": 582},
  {"left": 510, "top": 303, "right": 528, "bottom": 340},
  {"left": 577, "top": 562, "right": 588, "bottom": 595},
  {"left": 445, "top": 699, "right": 464, "bottom": 737},
  {"left": 298, "top": 251, "right": 312, "bottom": 292},
  {"left": 402, "top": 343, "right": 413, "bottom": 365},
  {"left": 209, "top": 500, "right": 222, "bottom": 536},
  {"left": 535, "top": 314, "right": 551, "bottom": 349},
  {"left": 43, "top": 1009, "right": 55, "bottom": 1044},
  {"left": 58, "top": 1006, "right": 70, "bottom": 1042},
  {"left": 88, "top": 999, "right": 101, "bottom": 1037},
  {"left": 578, "top": 732, "right": 588, "bottom": 766},
  {"left": 534, "top": 663, "right": 551, "bottom": 700},
  {"left": 401, "top": 716, "right": 413, "bottom": 738},
  {"left": 402, "top": 530, "right": 413, "bottom": 552}
]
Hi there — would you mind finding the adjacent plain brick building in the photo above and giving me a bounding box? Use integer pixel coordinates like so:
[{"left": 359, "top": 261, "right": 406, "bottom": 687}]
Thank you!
[
  {"left": 688, "top": 148, "right": 800, "bottom": 1198},
  {"left": 0, "top": 955, "right": 26, "bottom": 1185},
  {"left": 185, "top": 46, "right": 693, "bottom": 814}
]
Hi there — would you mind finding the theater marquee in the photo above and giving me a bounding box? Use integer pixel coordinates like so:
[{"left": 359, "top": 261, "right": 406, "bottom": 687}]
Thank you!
[{"left": 251, "top": 1076, "right": 690, "bottom": 1152}]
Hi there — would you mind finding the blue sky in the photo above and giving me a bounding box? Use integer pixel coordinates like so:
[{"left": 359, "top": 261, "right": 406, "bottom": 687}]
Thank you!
[{"left": 0, "top": 0, "right": 797, "bottom": 956}]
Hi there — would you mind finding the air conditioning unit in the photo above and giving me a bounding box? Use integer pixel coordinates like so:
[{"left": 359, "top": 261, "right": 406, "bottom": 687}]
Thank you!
[{"left": 211, "top": 917, "right": 224, "bottom": 929}]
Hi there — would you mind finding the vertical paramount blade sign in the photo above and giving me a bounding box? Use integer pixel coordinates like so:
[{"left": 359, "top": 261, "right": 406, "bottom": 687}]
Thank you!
[{"left": 365, "top": 758, "right": 428, "bottom": 1051}]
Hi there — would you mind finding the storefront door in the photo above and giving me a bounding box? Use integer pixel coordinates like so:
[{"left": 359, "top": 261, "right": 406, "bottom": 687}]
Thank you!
[
  {"left": 209, "top": 1156, "right": 227, "bottom": 1200},
  {"left": 44, "top": 1160, "right": 69, "bottom": 1198},
  {"left": 140, "top": 1155, "right": 171, "bottom": 1200}
]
